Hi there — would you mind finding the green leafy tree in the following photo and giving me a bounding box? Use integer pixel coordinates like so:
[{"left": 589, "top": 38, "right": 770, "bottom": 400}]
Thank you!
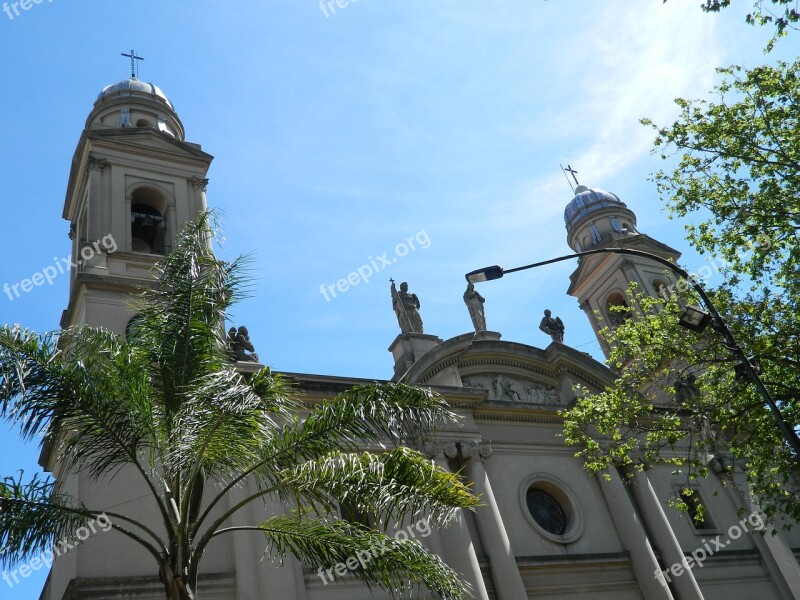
[
  {"left": 669, "top": 0, "right": 799, "bottom": 50},
  {"left": 644, "top": 57, "right": 799, "bottom": 411},
  {"left": 564, "top": 58, "right": 800, "bottom": 523},
  {"left": 562, "top": 287, "right": 798, "bottom": 522},
  {"left": 0, "top": 213, "right": 479, "bottom": 600}
]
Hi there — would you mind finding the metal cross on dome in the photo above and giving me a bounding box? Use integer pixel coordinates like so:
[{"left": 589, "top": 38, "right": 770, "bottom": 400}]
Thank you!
[
  {"left": 564, "top": 164, "right": 580, "bottom": 186},
  {"left": 121, "top": 49, "right": 144, "bottom": 78}
]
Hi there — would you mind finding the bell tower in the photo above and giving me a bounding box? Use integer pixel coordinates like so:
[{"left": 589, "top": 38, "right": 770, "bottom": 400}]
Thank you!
[
  {"left": 564, "top": 185, "right": 681, "bottom": 357},
  {"left": 41, "top": 75, "right": 216, "bottom": 600},
  {"left": 60, "top": 76, "right": 213, "bottom": 335}
]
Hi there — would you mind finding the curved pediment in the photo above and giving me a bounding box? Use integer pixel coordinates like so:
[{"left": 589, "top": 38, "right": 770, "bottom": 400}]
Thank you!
[{"left": 399, "top": 331, "right": 615, "bottom": 411}]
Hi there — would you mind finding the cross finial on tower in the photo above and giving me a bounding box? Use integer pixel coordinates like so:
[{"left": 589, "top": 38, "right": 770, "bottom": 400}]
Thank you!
[
  {"left": 121, "top": 49, "right": 144, "bottom": 78},
  {"left": 559, "top": 163, "right": 581, "bottom": 193},
  {"left": 564, "top": 164, "right": 580, "bottom": 186}
]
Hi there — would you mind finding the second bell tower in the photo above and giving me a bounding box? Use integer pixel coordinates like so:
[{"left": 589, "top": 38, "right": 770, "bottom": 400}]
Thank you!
[{"left": 564, "top": 185, "right": 681, "bottom": 357}]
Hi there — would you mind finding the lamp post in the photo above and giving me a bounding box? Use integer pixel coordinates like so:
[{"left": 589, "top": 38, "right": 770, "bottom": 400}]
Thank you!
[{"left": 466, "top": 247, "right": 800, "bottom": 459}]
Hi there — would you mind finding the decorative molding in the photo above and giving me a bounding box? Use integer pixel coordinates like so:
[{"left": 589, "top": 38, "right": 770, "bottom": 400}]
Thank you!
[
  {"left": 419, "top": 354, "right": 463, "bottom": 383},
  {"left": 460, "top": 358, "right": 550, "bottom": 376},
  {"left": 191, "top": 176, "right": 209, "bottom": 191},
  {"left": 475, "top": 412, "right": 563, "bottom": 424}
]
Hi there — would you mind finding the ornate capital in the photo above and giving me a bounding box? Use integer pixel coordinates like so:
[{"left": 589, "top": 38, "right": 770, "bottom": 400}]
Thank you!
[
  {"left": 424, "top": 439, "right": 492, "bottom": 461},
  {"left": 621, "top": 259, "right": 637, "bottom": 274},
  {"left": 191, "top": 176, "right": 209, "bottom": 191},
  {"left": 422, "top": 441, "right": 460, "bottom": 461},
  {"left": 462, "top": 440, "right": 492, "bottom": 461},
  {"left": 86, "top": 156, "right": 108, "bottom": 173}
]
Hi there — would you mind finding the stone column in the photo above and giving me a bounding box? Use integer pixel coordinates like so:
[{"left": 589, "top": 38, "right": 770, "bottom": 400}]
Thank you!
[
  {"left": 711, "top": 455, "right": 800, "bottom": 600},
  {"left": 425, "top": 443, "right": 489, "bottom": 600},
  {"left": 596, "top": 468, "right": 675, "bottom": 600},
  {"left": 191, "top": 176, "right": 209, "bottom": 214},
  {"left": 227, "top": 480, "right": 305, "bottom": 600},
  {"left": 462, "top": 441, "right": 528, "bottom": 600},
  {"left": 579, "top": 299, "right": 610, "bottom": 357},
  {"left": 227, "top": 478, "right": 270, "bottom": 600},
  {"left": 86, "top": 156, "right": 107, "bottom": 243},
  {"left": 630, "top": 470, "right": 705, "bottom": 600}
]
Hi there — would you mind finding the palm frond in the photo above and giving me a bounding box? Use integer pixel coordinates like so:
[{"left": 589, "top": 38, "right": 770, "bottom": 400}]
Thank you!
[
  {"left": 250, "top": 513, "right": 469, "bottom": 600},
  {"left": 191, "top": 383, "right": 459, "bottom": 541},
  {"left": 256, "top": 383, "right": 458, "bottom": 477},
  {"left": 131, "top": 210, "right": 251, "bottom": 411},
  {"left": 165, "top": 369, "right": 295, "bottom": 481},
  {"left": 278, "top": 448, "right": 479, "bottom": 528},
  {"left": 0, "top": 325, "right": 157, "bottom": 480},
  {"left": 0, "top": 326, "right": 69, "bottom": 442},
  {"left": 0, "top": 472, "right": 87, "bottom": 567}
]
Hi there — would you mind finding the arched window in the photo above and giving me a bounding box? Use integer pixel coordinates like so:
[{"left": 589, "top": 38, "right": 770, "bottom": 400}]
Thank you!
[
  {"left": 130, "top": 187, "right": 167, "bottom": 254},
  {"left": 605, "top": 292, "right": 630, "bottom": 326}
]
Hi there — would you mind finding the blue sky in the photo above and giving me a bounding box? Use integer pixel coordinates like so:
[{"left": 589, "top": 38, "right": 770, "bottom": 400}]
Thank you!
[{"left": 0, "top": 1, "right": 793, "bottom": 597}]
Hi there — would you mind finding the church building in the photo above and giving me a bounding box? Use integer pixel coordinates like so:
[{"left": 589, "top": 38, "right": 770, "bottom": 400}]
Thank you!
[{"left": 38, "top": 74, "right": 800, "bottom": 600}]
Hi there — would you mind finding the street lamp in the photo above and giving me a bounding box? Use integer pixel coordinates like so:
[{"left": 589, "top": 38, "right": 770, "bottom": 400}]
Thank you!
[
  {"left": 677, "top": 304, "right": 712, "bottom": 332},
  {"left": 466, "top": 247, "right": 800, "bottom": 459}
]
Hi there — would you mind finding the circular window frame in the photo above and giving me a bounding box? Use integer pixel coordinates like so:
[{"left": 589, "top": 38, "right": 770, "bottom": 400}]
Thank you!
[{"left": 519, "top": 473, "right": 584, "bottom": 544}]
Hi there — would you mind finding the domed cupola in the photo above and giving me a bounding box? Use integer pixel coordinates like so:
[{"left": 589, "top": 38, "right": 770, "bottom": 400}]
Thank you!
[
  {"left": 85, "top": 77, "right": 185, "bottom": 140},
  {"left": 97, "top": 78, "right": 174, "bottom": 109},
  {"left": 564, "top": 185, "right": 638, "bottom": 252}
]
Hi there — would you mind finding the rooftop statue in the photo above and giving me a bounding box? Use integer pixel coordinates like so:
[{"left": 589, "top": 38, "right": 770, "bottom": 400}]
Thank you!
[
  {"left": 229, "top": 325, "right": 259, "bottom": 362},
  {"left": 463, "top": 282, "right": 487, "bottom": 332},
  {"left": 390, "top": 279, "right": 423, "bottom": 334},
  {"left": 539, "top": 309, "right": 565, "bottom": 343}
]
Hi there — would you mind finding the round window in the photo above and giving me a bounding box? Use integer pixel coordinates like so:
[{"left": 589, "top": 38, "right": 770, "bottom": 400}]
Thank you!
[
  {"left": 526, "top": 488, "right": 567, "bottom": 535},
  {"left": 519, "top": 474, "right": 584, "bottom": 543}
]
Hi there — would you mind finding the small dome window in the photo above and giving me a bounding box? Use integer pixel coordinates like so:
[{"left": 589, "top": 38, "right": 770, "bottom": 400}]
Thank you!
[{"left": 136, "top": 118, "right": 153, "bottom": 128}]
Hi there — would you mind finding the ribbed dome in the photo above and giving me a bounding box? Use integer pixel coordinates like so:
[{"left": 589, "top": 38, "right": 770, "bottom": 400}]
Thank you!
[
  {"left": 97, "top": 78, "right": 174, "bottom": 110},
  {"left": 564, "top": 185, "right": 625, "bottom": 232}
]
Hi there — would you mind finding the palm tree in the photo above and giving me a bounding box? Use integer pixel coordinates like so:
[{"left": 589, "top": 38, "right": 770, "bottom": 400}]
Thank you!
[{"left": 0, "top": 212, "right": 479, "bottom": 600}]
